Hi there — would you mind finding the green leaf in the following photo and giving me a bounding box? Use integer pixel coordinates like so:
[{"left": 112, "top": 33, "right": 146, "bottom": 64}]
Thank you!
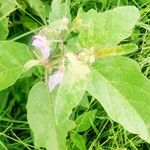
[
  {"left": 25, "top": 0, "right": 46, "bottom": 23},
  {"left": 27, "top": 53, "right": 90, "bottom": 150},
  {"left": 70, "top": 133, "right": 86, "bottom": 150},
  {"left": 49, "top": 18, "right": 68, "bottom": 31},
  {"left": 0, "top": 0, "right": 16, "bottom": 16},
  {"left": 76, "top": 6, "right": 140, "bottom": 49},
  {"left": 50, "top": 0, "right": 61, "bottom": 22},
  {"left": 95, "top": 43, "right": 138, "bottom": 58},
  {"left": 0, "top": 17, "right": 8, "bottom": 40},
  {"left": 0, "top": 41, "right": 31, "bottom": 91},
  {"left": 87, "top": 56, "right": 150, "bottom": 142},
  {"left": 49, "top": 0, "right": 70, "bottom": 23},
  {"left": 20, "top": 16, "right": 39, "bottom": 30},
  {"left": 79, "top": 93, "right": 89, "bottom": 108},
  {"left": 76, "top": 110, "right": 97, "bottom": 132},
  {"left": 0, "top": 0, "right": 16, "bottom": 40},
  {"left": 54, "top": 53, "right": 90, "bottom": 124},
  {"left": 27, "top": 82, "right": 58, "bottom": 149}
]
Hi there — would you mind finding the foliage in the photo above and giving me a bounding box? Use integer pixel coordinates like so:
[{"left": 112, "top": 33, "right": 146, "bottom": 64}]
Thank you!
[{"left": 0, "top": 0, "right": 150, "bottom": 150}]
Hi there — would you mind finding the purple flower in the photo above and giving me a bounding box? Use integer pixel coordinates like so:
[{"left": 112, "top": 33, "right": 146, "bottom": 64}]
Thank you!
[
  {"left": 48, "top": 70, "right": 64, "bottom": 91},
  {"left": 32, "top": 35, "right": 50, "bottom": 60}
]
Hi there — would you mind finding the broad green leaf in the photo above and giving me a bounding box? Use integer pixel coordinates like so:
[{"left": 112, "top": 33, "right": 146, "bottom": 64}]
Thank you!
[
  {"left": 27, "top": 82, "right": 58, "bottom": 149},
  {"left": 25, "top": 0, "right": 46, "bottom": 23},
  {"left": 27, "top": 53, "right": 90, "bottom": 150},
  {"left": 75, "top": 6, "right": 140, "bottom": 50},
  {"left": 87, "top": 56, "right": 150, "bottom": 142},
  {"left": 76, "top": 110, "right": 97, "bottom": 132},
  {"left": 70, "top": 133, "right": 86, "bottom": 150},
  {"left": 0, "top": 41, "right": 31, "bottom": 91}
]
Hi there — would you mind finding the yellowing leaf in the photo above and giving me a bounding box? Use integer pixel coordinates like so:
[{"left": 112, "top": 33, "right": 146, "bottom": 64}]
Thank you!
[{"left": 95, "top": 43, "right": 138, "bottom": 57}]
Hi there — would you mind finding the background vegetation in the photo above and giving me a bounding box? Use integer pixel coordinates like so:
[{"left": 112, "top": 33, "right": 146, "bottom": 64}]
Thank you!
[{"left": 0, "top": 0, "right": 150, "bottom": 149}]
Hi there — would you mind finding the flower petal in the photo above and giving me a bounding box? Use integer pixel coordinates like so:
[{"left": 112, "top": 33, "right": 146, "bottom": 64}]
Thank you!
[
  {"left": 32, "top": 35, "right": 50, "bottom": 59},
  {"left": 48, "top": 70, "right": 64, "bottom": 91}
]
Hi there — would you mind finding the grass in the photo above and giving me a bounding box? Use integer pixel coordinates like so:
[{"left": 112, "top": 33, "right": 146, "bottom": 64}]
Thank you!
[{"left": 0, "top": 0, "right": 150, "bottom": 149}]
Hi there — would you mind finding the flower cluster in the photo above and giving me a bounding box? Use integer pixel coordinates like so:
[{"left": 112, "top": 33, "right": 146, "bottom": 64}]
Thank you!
[{"left": 32, "top": 33, "right": 64, "bottom": 92}]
